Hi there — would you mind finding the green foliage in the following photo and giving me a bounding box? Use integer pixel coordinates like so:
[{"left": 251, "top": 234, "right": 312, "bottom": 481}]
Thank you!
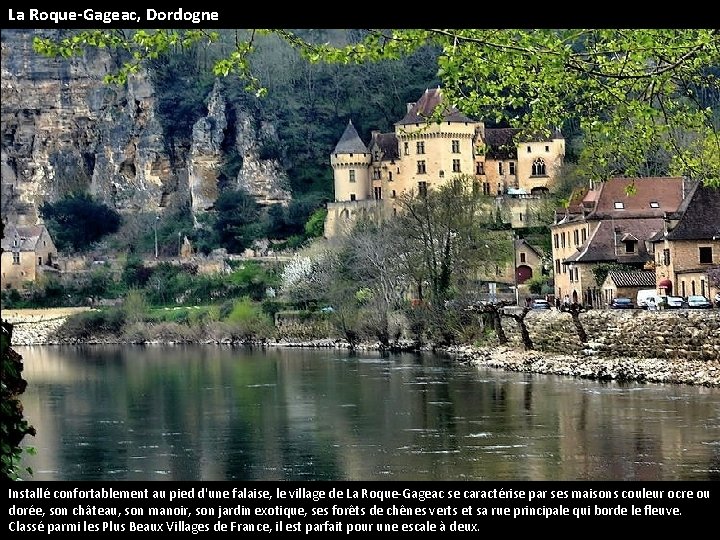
[
  {"left": 225, "top": 297, "right": 274, "bottom": 340},
  {"left": 123, "top": 288, "right": 149, "bottom": 324},
  {"left": 211, "top": 189, "right": 262, "bottom": 254},
  {"left": 57, "top": 309, "right": 126, "bottom": 340},
  {"left": 304, "top": 208, "right": 327, "bottom": 238},
  {"left": 526, "top": 274, "right": 551, "bottom": 295},
  {"left": 40, "top": 193, "right": 121, "bottom": 253},
  {"left": 591, "top": 262, "right": 640, "bottom": 288}
]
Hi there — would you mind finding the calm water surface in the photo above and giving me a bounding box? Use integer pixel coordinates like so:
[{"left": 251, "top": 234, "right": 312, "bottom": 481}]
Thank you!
[{"left": 16, "top": 345, "right": 720, "bottom": 481}]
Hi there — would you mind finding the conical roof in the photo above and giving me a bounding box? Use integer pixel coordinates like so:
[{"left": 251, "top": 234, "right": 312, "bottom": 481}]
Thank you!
[{"left": 333, "top": 120, "right": 368, "bottom": 154}]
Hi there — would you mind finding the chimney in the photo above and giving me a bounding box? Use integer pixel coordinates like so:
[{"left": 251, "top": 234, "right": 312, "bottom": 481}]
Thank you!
[{"left": 406, "top": 102, "right": 416, "bottom": 113}]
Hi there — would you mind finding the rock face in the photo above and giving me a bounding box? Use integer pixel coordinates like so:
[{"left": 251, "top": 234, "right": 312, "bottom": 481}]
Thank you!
[
  {"left": 1, "top": 29, "right": 176, "bottom": 223},
  {"left": 1, "top": 30, "right": 292, "bottom": 227}
]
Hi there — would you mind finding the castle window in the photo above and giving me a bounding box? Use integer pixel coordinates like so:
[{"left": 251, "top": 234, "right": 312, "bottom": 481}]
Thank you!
[
  {"left": 38, "top": 256, "right": 42, "bottom": 266},
  {"left": 373, "top": 169, "right": 381, "bottom": 180},
  {"left": 483, "top": 182, "right": 490, "bottom": 195},
  {"left": 12, "top": 252, "right": 20, "bottom": 265},
  {"left": 349, "top": 170, "right": 356, "bottom": 182},
  {"left": 531, "top": 158, "right": 546, "bottom": 176},
  {"left": 663, "top": 249, "right": 670, "bottom": 266},
  {"left": 374, "top": 187, "right": 382, "bottom": 200},
  {"left": 418, "top": 181, "right": 428, "bottom": 197},
  {"left": 476, "top": 162, "right": 484, "bottom": 175},
  {"left": 389, "top": 171, "right": 393, "bottom": 181},
  {"left": 509, "top": 162, "right": 516, "bottom": 175},
  {"left": 527, "top": 146, "right": 531, "bottom": 153},
  {"left": 451, "top": 140, "right": 460, "bottom": 153},
  {"left": 350, "top": 194, "right": 356, "bottom": 201},
  {"left": 391, "top": 190, "right": 396, "bottom": 199},
  {"left": 699, "top": 247, "right": 713, "bottom": 264},
  {"left": 452, "top": 159, "right": 461, "bottom": 173},
  {"left": 555, "top": 259, "right": 561, "bottom": 273},
  {"left": 439, "top": 170, "right": 445, "bottom": 178},
  {"left": 554, "top": 234, "right": 559, "bottom": 249},
  {"left": 498, "top": 162, "right": 504, "bottom": 175},
  {"left": 545, "top": 145, "right": 550, "bottom": 152},
  {"left": 416, "top": 141, "right": 425, "bottom": 154},
  {"left": 561, "top": 232, "right": 566, "bottom": 248},
  {"left": 417, "top": 161, "right": 426, "bottom": 174},
  {"left": 404, "top": 142, "right": 409, "bottom": 155},
  {"left": 574, "top": 229, "right": 579, "bottom": 246}
]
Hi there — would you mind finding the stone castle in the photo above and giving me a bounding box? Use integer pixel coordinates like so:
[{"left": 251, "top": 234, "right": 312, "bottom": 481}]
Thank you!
[{"left": 325, "top": 87, "right": 565, "bottom": 237}]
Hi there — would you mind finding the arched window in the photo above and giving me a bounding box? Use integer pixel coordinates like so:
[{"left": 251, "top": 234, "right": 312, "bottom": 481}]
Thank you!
[{"left": 532, "top": 158, "right": 546, "bottom": 176}]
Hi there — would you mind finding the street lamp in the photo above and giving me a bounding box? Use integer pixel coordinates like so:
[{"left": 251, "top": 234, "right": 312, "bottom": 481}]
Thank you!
[{"left": 154, "top": 216, "right": 159, "bottom": 259}]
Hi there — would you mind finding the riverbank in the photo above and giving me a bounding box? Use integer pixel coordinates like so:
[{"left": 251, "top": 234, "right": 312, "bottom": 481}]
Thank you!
[{"left": 4, "top": 308, "right": 719, "bottom": 387}]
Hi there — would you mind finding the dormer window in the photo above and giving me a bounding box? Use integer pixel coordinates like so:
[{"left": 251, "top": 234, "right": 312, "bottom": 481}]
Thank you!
[
  {"left": 624, "top": 240, "right": 636, "bottom": 253},
  {"left": 614, "top": 202, "right": 625, "bottom": 209},
  {"left": 650, "top": 201, "right": 659, "bottom": 208}
]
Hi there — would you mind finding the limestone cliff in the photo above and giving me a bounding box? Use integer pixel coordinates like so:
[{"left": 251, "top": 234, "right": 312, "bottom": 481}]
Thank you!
[{"left": 1, "top": 29, "right": 291, "bottom": 228}]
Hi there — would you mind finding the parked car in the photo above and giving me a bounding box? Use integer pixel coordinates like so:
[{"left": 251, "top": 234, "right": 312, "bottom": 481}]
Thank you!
[
  {"left": 531, "top": 299, "right": 552, "bottom": 310},
  {"left": 610, "top": 297, "right": 635, "bottom": 309},
  {"left": 686, "top": 295, "right": 713, "bottom": 309},
  {"left": 665, "top": 296, "right": 686, "bottom": 309},
  {"left": 714, "top": 292, "right": 720, "bottom": 308}
]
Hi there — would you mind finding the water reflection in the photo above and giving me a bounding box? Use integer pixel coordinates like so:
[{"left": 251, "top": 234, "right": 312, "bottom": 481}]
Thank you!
[{"left": 16, "top": 345, "right": 720, "bottom": 481}]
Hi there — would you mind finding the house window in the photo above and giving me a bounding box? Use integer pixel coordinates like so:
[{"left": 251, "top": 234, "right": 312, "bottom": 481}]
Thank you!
[
  {"left": 483, "top": 182, "right": 490, "bottom": 195},
  {"left": 574, "top": 230, "right": 579, "bottom": 246},
  {"left": 476, "top": 162, "right": 485, "bottom": 175},
  {"left": 374, "top": 187, "right": 382, "bottom": 200},
  {"left": 498, "top": 162, "right": 504, "bottom": 175},
  {"left": 569, "top": 268, "right": 574, "bottom": 282},
  {"left": 404, "top": 142, "right": 409, "bottom": 155},
  {"left": 699, "top": 247, "right": 713, "bottom": 264},
  {"left": 614, "top": 202, "right": 625, "bottom": 209},
  {"left": 416, "top": 141, "right": 425, "bottom": 154},
  {"left": 554, "top": 234, "right": 559, "bottom": 249},
  {"left": 691, "top": 281, "right": 696, "bottom": 295},
  {"left": 701, "top": 279, "right": 706, "bottom": 296},
  {"left": 452, "top": 159, "right": 461, "bottom": 173},
  {"left": 451, "top": 140, "right": 460, "bottom": 153},
  {"left": 681, "top": 281, "right": 686, "bottom": 297},
  {"left": 349, "top": 170, "right": 356, "bottom": 183},
  {"left": 519, "top": 212, "right": 523, "bottom": 222},
  {"left": 561, "top": 233, "right": 566, "bottom": 248},
  {"left": 373, "top": 169, "right": 381, "bottom": 180},
  {"left": 625, "top": 241, "right": 636, "bottom": 253},
  {"left": 555, "top": 259, "right": 561, "bottom": 273},
  {"left": 520, "top": 253, "right": 526, "bottom": 263},
  {"left": 663, "top": 249, "right": 670, "bottom": 266},
  {"left": 581, "top": 228, "right": 587, "bottom": 243},
  {"left": 531, "top": 158, "right": 546, "bottom": 176},
  {"left": 417, "top": 161, "right": 426, "bottom": 174},
  {"left": 38, "top": 256, "right": 42, "bottom": 266},
  {"left": 12, "top": 252, "right": 20, "bottom": 265},
  {"left": 509, "top": 162, "right": 516, "bottom": 175},
  {"left": 574, "top": 268, "right": 579, "bottom": 281},
  {"left": 418, "top": 181, "right": 428, "bottom": 197},
  {"left": 350, "top": 194, "right": 356, "bottom": 201}
]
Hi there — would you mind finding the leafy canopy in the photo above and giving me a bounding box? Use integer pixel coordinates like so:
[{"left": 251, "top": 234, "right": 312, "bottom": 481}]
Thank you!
[{"left": 35, "top": 29, "right": 720, "bottom": 186}]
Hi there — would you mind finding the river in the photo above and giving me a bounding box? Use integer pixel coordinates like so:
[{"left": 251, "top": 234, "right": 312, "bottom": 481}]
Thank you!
[{"left": 15, "top": 345, "right": 720, "bottom": 481}]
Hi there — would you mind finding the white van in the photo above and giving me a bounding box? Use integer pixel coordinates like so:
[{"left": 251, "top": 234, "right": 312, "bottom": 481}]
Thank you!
[{"left": 636, "top": 289, "right": 658, "bottom": 309}]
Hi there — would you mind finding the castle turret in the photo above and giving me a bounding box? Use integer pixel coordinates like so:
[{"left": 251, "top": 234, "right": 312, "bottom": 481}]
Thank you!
[{"left": 330, "top": 120, "right": 371, "bottom": 202}]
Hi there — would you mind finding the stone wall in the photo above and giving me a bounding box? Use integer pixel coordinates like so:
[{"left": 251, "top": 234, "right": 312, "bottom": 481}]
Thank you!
[{"left": 502, "top": 309, "right": 720, "bottom": 361}]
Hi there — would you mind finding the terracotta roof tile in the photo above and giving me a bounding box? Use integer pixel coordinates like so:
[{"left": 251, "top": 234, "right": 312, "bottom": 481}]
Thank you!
[
  {"left": 589, "top": 177, "right": 687, "bottom": 218},
  {"left": 665, "top": 183, "right": 720, "bottom": 241}
]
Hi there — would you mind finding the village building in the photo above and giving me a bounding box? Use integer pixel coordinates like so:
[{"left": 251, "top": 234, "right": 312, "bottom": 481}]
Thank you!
[
  {"left": 600, "top": 270, "right": 657, "bottom": 306},
  {"left": 1, "top": 223, "right": 58, "bottom": 290},
  {"left": 651, "top": 182, "right": 720, "bottom": 300},
  {"left": 550, "top": 177, "right": 691, "bottom": 307},
  {"left": 324, "top": 86, "right": 565, "bottom": 238}
]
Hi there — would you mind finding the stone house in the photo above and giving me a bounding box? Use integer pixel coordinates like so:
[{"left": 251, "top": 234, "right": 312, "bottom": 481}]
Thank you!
[
  {"left": 325, "top": 87, "right": 565, "bottom": 237},
  {"left": 1, "top": 223, "right": 58, "bottom": 290},
  {"left": 651, "top": 182, "right": 720, "bottom": 300},
  {"left": 600, "top": 270, "right": 656, "bottom": 306},
  {"left": 550, "top": 177, "right": 691, "bottom": 306}
]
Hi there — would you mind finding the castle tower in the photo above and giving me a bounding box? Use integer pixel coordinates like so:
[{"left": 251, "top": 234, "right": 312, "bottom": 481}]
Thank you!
[{"left": 330, "top": 120, "right": 371, "bottom": 202}]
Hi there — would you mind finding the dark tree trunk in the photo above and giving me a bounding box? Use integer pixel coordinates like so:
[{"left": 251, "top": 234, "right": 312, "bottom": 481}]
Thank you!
[
  {"left": 503, "top": 307, "right": 534, "bottom": 350},
  {"left": 562, "top": 302, "right": 588, "bottom": 344}
]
